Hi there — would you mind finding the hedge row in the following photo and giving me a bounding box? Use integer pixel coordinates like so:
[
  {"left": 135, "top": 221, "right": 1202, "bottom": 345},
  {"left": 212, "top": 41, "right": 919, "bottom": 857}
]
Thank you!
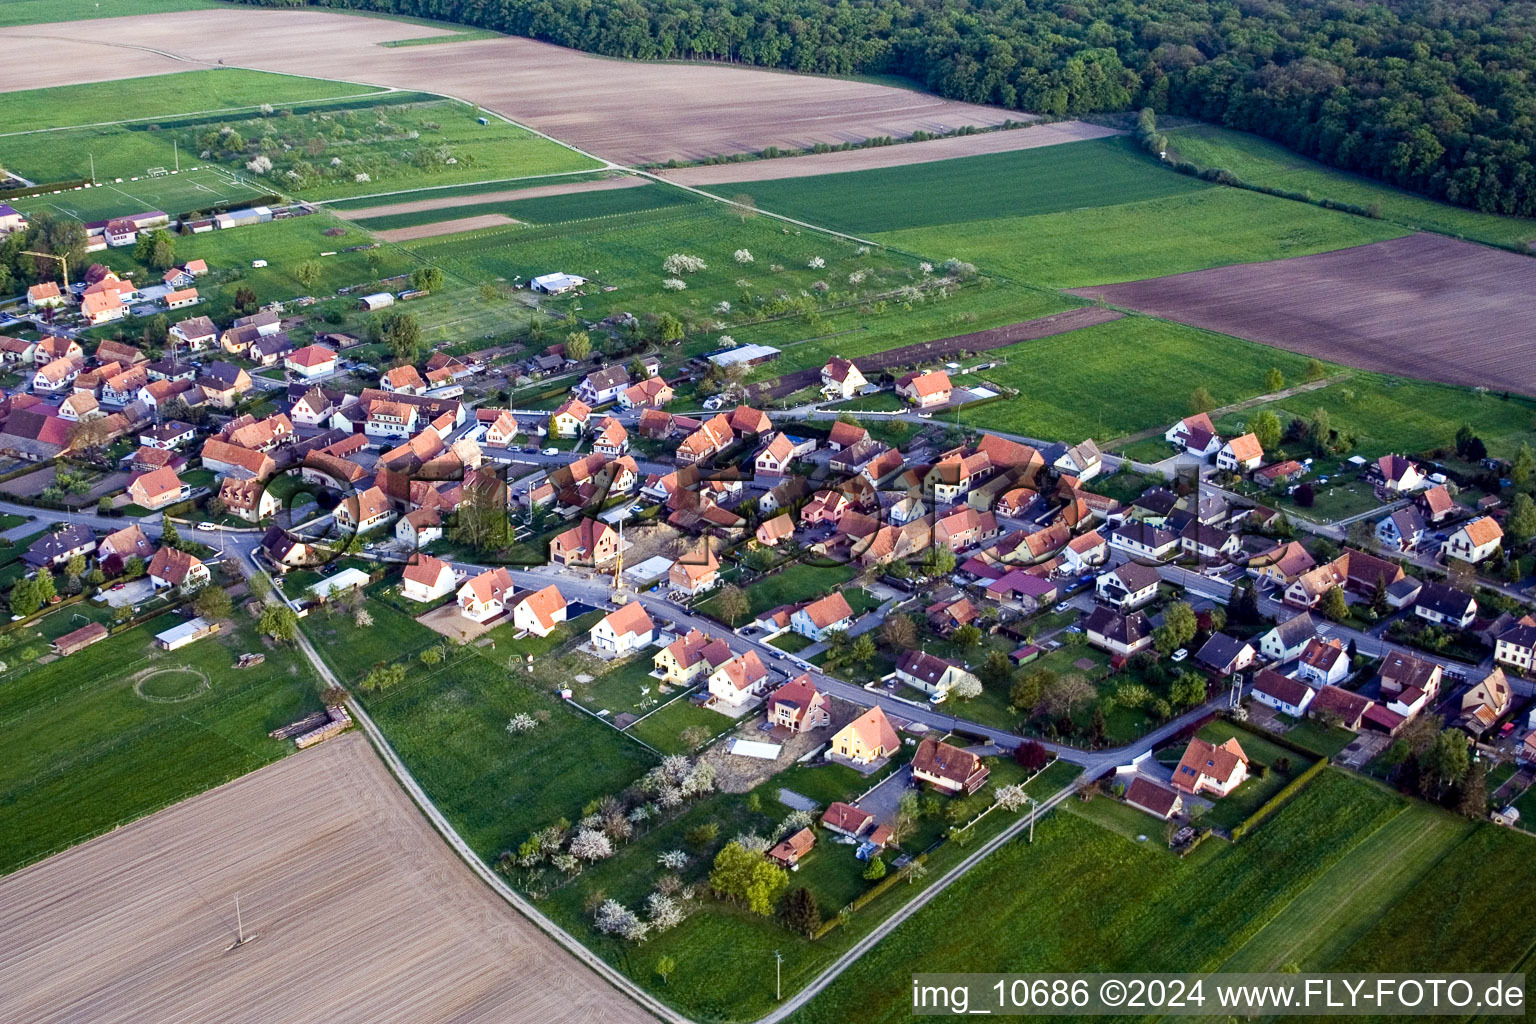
[{"left": 1229, "top": 758, "right": 1329, "bottom": 842}]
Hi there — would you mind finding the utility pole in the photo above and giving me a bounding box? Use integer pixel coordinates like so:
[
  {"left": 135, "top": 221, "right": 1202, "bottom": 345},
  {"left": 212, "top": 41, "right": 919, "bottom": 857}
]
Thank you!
[
  {"left": 773, "top": 950, "right": 783, "bottom": 1001},
  {"left": 226, "top": 893, "right": 257, "bottom": 950},
  {"left": 173, "top": 139, "right": 179, "bottom": 173},
  {"left": 1026, "top": 796, "right": 1038, "bottom": 844},
  {"left": 89, "top": 153, "right": 95, "bottom": 184}
]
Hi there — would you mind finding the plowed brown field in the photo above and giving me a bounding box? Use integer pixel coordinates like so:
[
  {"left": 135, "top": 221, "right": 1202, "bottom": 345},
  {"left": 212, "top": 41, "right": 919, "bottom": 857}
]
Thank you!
[
  {"left": 0, "top": 9, "right": 1018, "bottom": 165},
  {"left": 1069, "top": 233, "right": 1536, "bottom": 396},
  {"left": 0, "top": 734, "right": 655, "bottom": 1024}
]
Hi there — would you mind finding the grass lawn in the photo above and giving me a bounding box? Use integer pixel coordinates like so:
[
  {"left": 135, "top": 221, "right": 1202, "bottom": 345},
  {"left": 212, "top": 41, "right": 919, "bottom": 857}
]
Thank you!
[
  {"left": 1215, "top": 372, "right": 1536, "bottom": 462},
  {"left": 299, "top": 592, "right": 442, "bottom": 684},
  {"left": 575, "top": 654, "right": 670, "bottom": 717},
  {"left": 1164, "top": 124, "right": 1536, "bottom": 250},
  {"left": 703, "top": 137, "right": 1208, "bottom": 236},
  {"left": 927, "top": 316, "right": 1324, "bottom": 443},
  {"left": 0, "top": 610, "right": 322, "bottom": 875},
  {"left": 1070, "top": 793, "right": 1177, "bottom": 845},
  {"left": 625, "top": 692, "right": 730, "bottom": 755},
  {"left": 14, "top": 167, "right": 271, "bottom": 222},
  {"left": 875, "top": 185, "right": 1408, "bottom": 289},
  {"left": 696, "top": 561, "right": 857, "bottom": 623},
  {"left": 1275, "top": 715, "right": 1358, "bottom": 758},
  {"left": 786, "top": 770, "right": 1441, "bottom": 1024},
  {"left": 0, "top": 0, "right": 219, "bottom": 26},
  {"left": 770, "top": 632, "right": 815, "bottom": 654}
]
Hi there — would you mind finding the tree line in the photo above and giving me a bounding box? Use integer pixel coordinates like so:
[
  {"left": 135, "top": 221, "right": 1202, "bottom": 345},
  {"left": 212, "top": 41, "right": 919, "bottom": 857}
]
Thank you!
[{"left": 234, "top": 0, "right": 1536, "bottom": 217}]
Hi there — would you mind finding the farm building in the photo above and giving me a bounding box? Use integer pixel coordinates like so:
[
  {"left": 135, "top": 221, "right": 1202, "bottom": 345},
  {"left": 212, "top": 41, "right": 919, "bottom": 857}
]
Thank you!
[
  {"left": 214, "top": 207, "right": 272, "bottom": 230},
  {"left": 155, "top": 617, "right": 220, "bottom": 651},
  {"left": 51, "top": 622, "right": 109, "bottom": 657},
  {"left": 530, "top": 272, "right": 586, "bottom": 294},
  {"left": 708, "top": 344, "right": 781, "bottom": 369},
  {"left": 358, "top": 293, "right": 395, "bottom": 311}
]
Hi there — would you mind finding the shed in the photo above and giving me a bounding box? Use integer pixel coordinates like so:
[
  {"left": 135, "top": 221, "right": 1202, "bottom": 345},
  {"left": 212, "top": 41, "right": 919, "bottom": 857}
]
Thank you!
[
  {"left": 358, "top": 292, "right": 395, "bottom": 311},
  {"left": 52, "top": 621, "right": 109, "bottom": 656},
  {"left": 155, "top": 616, "right": 219, "bottom": 651},
  {"left": 308, "top": 567, "right": 371, "bottom": 601}
]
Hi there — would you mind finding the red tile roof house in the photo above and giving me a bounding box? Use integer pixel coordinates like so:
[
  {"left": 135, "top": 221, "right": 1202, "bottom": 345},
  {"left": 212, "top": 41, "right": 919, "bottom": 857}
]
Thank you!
[
  {"left": 550, "top": 518, "right": 620, "bottom": 566},
  {"left": 669, "top": 544, "right": 721, "bottom": 595},
  {"left": 896, "top": 368, "right": 953, "bottom": 408},
  {"left": 1309, "top": 685, "right": 1375, "bottom": 731},
  {"left": 767, "top": 827, "right": 815, "bottom": 867},
  {"left": 510, "top": 584, "right": 568, "bottom": 637},
  {"left": 147, "top": 545, "right": 209, "bottom": 590},
  {"left": 401, "top": 554, "right": 457, "bottom": 603},
  {"left": 589, "top": 602, "right": 656, "bottom": 656},
  {"left": 707, "top": 649, "right": 771, "bottom": 708},
  {"left": 1123, "top": 777, "right": 1184, "bottom": 820},
  {"left": 821, "top": 801, "right": 876, "bottom": 838},
  {"left": 767, "top": 674, "right": 830, "bottom": 732},
  {"left": 1171, "top": 736, "right": 1250, "bottom": 798},
  {"left": 790, "top": 591, "right": 855, "bottom": 640},
  {"left": 912, "top": 737, "right": 990, "bottom": 795},
  {"left": 457, "top": 567, "right": 515, "bottom": 622},
  {"left": 283, "top": 344, "right": 338, "bottom": 380},
  {"left": 127, "top": 466, "right": 188, "bottom": 511},
  {"left": 1250, "top": 668, "right": 1316, "bottom": 718}
]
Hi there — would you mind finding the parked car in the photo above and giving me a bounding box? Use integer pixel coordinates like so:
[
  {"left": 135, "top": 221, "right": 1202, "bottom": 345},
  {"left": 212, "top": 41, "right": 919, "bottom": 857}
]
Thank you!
[
  {"left": 542, "top": 447, "right": 559, "bottom": 456},
  {"left": 196, "top": 522, "right": 217, "bottom": 532},
  {"left": 1171, "top": 648, "right": 1189, "bottom": 662}
]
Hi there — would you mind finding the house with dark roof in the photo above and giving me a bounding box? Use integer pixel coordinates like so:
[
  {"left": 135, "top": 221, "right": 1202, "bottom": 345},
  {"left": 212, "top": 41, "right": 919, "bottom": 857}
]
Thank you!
[
  {"left": 1083, "top": 606, "right": 1153, "bottom": 657},
  {"left": 1251, "top": 668, "right": 1315, "bottom": 717},
  {"left": 1194, "top": 633, "right": 1255, "bottom": 677},
  {"left": 22, "top": 524, "right": 96, "bottom": 567},
  {"left": 1309, "top": 684, "right": 1374, "bottom": 730},
  {"left": 1414, "top": 582, "right": 1477, "bottom": 629},
  {"left": 895, "top": 650, "right": 978, "bottom": 697},
  {"left": 1095, "top": 562, "right": 1162, "bottom": 610},
  {"left": 912, "top": 737, "right": 989, "bottom": 795}
]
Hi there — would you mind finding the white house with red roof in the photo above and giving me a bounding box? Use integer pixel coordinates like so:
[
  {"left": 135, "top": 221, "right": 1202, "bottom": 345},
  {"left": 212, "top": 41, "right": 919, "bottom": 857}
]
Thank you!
[
  {"left": 510, "top": 584, "right": 568, "bottom": 637},
  {"left": 896, "top": 369, "right": 953, "bottom": 408},
  {"left": 284, "top": 345, "right": 338, "bottom": 380},
  {"left": 590, "top": 602, "right": 655, "bottom": 655},
  {"left": 402, "top": 555, "right": 456, "bottom": 602}
]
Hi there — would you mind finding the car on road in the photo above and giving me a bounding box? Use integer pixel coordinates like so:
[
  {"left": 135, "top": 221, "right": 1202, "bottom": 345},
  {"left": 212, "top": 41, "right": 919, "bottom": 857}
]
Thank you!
[
  {"left": 522, "top": 445, "right": 539, "bottom": 453},
  {"left": 541, "top": 447, "right": 559, "bottom": 456},
  {"left": 1171, "top": 648, "right": 1189, "bottom": 662},
  {"left": 1054, "top": 601, "right": 1071, "bottom": 612},
  {"left": 196, "top": 522, "right": 217, "bottom": 532}
]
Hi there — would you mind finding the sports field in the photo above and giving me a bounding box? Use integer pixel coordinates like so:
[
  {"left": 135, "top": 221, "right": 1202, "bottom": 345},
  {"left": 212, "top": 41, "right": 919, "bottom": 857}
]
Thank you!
[
  {"left": 785, "top": 770, "right": 1536, "bottom": 1024},
  {"left": 1165, "top": 124, "right": 1536, "bottom": 249},
  {"left": 702, "top": 137, "right": 1209, "bottom": 235},
  {"left": 14, "top": 168, "right": 267, "bottom": 222},
  {"left": 0, "top": 607, "right": 322, "bottom": 876}
]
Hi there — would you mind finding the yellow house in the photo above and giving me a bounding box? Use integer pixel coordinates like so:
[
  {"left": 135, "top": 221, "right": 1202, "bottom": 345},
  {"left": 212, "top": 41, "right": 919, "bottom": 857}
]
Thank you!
[
  {"left": 830, "top": 706, "right": 901, "bottom": 763},
  {"left": 550, "top": 398, "right": 591, "bottom": 438},
  {"left": 652, "top": 629, "right": 732, "bottom": 685}
]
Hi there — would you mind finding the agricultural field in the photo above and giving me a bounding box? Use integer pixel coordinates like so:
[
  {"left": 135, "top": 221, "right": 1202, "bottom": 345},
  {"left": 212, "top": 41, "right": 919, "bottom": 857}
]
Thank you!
[
  {"left": 787, "top": 770, "right": 1536, "bottom": 1024},
  {"left": 323, "top": 169, "right": 614, "bottom": 210},
  {"left": 0, "top": 734, "right": 658, "bottom": 1024},
  {"left": 1070, "top": 233, "right": 1536, "bottom": 397},
  {"left": 402, "top": 192, "right": 925, "bottom": 327},
  {"left": 352, "top": 180, "right": 695, "bottom": 233},
  {"left": 1165, "top": 124, "right": 1536, "bottom": 249},
  {"left": 0, "top": 0, "right": 220, "bottom": 28},
  {"left": 877, "top": 186, "right": 1410, "bottom": 289},
  {"left": 0, "top": 68, "right": 385, "bottom": 136},
  {"left": 0, "top": 607, "right": 322, "bottom": 875},
  {"left": 1214, "top": 371, "right": 1536, "bottom": 463},
  {"left": 701, "top": 137, "right": 1208, "bottom": 236}
]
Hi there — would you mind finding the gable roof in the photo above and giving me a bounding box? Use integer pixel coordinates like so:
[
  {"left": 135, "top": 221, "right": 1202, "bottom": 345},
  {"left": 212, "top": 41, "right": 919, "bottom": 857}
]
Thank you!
[
  {"left": 147, "top": 545, "right": 203, "bottom": 585},
  {"left": 1252, "top": 668, "right": 1313, "bottom": 708},
  {"left": 1224, "top": 432, "right": 1263, "bottom": 462},
  {"left": 599, "top": 601, "right": 654, "bottom": 639},
  {"left": 403, "top": 554, "right": 453, "bottom": 587},
  {"left": 511, "top": 584, "right": 568, "bottom": 631},
  {"left": 911, "top": 737, "right": 984, "bottom": 787},
  {"left": 1175, "top": 736, "right": 1248, "bottom": 785},
  {"left": 839, "top": 705, "right": 900, "bottom": 753},
  {"left": 799, "top": 591, "right": 854, "bottom": 629}
]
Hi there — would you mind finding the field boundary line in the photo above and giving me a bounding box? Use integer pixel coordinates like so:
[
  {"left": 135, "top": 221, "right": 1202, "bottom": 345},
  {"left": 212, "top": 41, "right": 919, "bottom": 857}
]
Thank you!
[{"left": 0, "top": 88, "right": 397, "bottom": 139}]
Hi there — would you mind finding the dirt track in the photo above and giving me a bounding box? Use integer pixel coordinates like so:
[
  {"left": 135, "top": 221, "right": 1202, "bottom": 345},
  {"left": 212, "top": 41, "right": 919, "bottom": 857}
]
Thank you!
[
  {"left": 0, "top": 734, "right": 654, "bottom": 1024},
  {"left": 1069, "top": 233, "right": 1536, "bottom": 397},
  {"left": 0, "top": 9, "right": 1019, "bottom": 165},
  {"left": 661, "top": 121, "right": 1121, "bottom": 185},
  {"left": 375, "top": 213, "right": 521, "bottom": 241},
  {"left": 335, "top": 175, "right": 646, "bottom": 220}
]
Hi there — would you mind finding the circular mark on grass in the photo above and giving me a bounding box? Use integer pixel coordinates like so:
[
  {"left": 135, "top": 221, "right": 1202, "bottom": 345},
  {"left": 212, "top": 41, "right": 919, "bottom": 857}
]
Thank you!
[{"left": 134, "top": 667, "right": 211, "bottom": 703}]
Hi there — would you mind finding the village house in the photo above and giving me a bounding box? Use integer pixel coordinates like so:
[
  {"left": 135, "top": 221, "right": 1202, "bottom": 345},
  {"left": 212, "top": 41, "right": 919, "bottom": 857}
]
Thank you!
[
  {"left": 1418, "top": 484, "right": 1456, "bottom": 524},
  {"left": 912, "top": 737, "right": 989, "bottom": 795},
  {"left": 1054, "top": 439, "right": 1103, "bottom": 481},
  {"left": 551, "top": 398, "right": 592, "bottom": 438},
  {"left": 619, "top": 376, "right": 674, "bottom": 409},
  {"left": 676, "top": 413, "right": 733, "bottom": 465},
  {"left": 1414, "top": 582, "right": 1477, "bottom": 629},
  {"left": 1310, "top": 685, "right": 1375, "bottom": 731},
  {"left": 820, "top": 357, "right": 868, "bottom": 400},
  {"left": 219, "top": 476, "right": 280, "bottom": 523},
  {"left": 396, "top": 507, "right": 443, "bottom": 549},
  {"left": 1250, "top": 668, "right": 1316, "bottom": 717},
  {"left": 821, "top": 802, "right": 876, "bottom": 839},
  {"left": 729, "top": 404, "right": 773, "bottom": 437},
  {"left": 791, "top": 592, "right": 855, "bottom": 640},
  {"left": 1108, "top": 521, "right": 1178, "bottom": 560},
  {"left": 284, "top": 344, "right": 338, "bottom": 380},
  {"left": 1171, "top": 736, "right": 1249, "bottom": 797},
  {"left": 1061, "top": 529, "right": 1109, "bottom": 572},
  {"left": 1494, "top": 618, "right": 1536, "bottom": 674},
  {"left": 127, "top": 466, "right": 188, "bottom": 510},
  {"left": 510, "top": 585, "right": 569, "bottom": 637},
  {"left": 334, "top": 485, "right": 395, "bottom": 534},
  {"left": 1095, "top": 562, "right": 1162, "bottom": 610},
  {"left": 550, "top": 518, "right": 620, "bottom": 566},
  {"left": 669, "top": 545, "right": 721, "bottom": 595},
  {"left": 895, "top": 368, "right": 953, "bottom": 408},
  {"left": 197, "top": 362, "right": 253, "bottom": 408},
  {"left": 1376, "top": 505, "right": 1429, "bottom": 552},
  {"left": 1442, "top": 516, "right": 1503, "bottom": 564},
  {"left": 590, "top": 602, "right": 656, "bottom": 655},
  {"left": 1083, "top": 606, "right": 1153, "bottom": 658},
  {"left": 32, "top": 357, "right": 82, "bottom": 395},
  {"left": 1164, "top": 412, "right": 1221, "bottom": 456},
  {"left": 767, "top": 675, "right": 830, "bottom": 732},
  {"left": 592, "top": 417, "right": 629, "bottom": 456},
  {"left": 1258, "top": 612, "right": 1318, "bottom": 663},
  {"left": 1195, "top": 633, "right": 1255, "bottom": 677},
  {"left": 800, "top": 489, "right": 850, "bottom": 527},
  {"left": 1379, "top": 651, "right": 1443, "bottom": 703},
  {"left": 829, "top": 705, "right": 900, "bottom": 763},
  {"left": 826, "top": 420, "right": 869, "bottom": 452},
  {"left": 381, "top": 364, "right": 428, "bottom": 395},
  {"left": 147, "top": 545, "right": 209, "bottom": 590},
  {"left": 1375, "top": 453, "right": 1425, "bottom": 495},
  {"left": 402, "top": 555, "right": 457, "bottom": 602},
  {"left": 23, "top": 524, "right": 97, "bottom": 568},
  {"left": 895, "top": 650, "right": 979, "bottom": 697},
  {"left": 1254, "top": 460, "right": 1306, "bottom": 489},
  {"left": 138, "top": 421, "right": 197, "bottom": 452},
  {"left": 1460, "top": 669, "right": 1513, "bottom": 736},
  {"left": 707, "top": 650, "right": 771, "bottom": 708},
  {"left": 1180, "top": 521, "right": 1241, "bottom": 561},
  {"left": 755, "top": 513, "right": 795, "bottom": 548},
  {"left": 458, "top": 567, "right": 515, "bottom": 622},
  {"left": 933, "top": 507, "right": 999, "bottom": 552},
  {"left": 1216, "top": 433, "right": 1264, "bottom": 473},
  {"left": 1296, "top": 637, "right": 1350, "bottom": 687},
  {"left": 576, "top": 366, "right": 631, "bottom": 406},
  {"left": 97, "top": 523, "right": 154, "bottom": 574},
  {"left": 654, "top": 629, "right": 733, "bottom": 685}
]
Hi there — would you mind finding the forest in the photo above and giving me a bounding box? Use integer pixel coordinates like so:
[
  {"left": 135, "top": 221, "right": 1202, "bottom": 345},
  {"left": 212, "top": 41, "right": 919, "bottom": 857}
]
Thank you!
[{"left": 233, "top": 0, "right": 1536, "bottom": 218}]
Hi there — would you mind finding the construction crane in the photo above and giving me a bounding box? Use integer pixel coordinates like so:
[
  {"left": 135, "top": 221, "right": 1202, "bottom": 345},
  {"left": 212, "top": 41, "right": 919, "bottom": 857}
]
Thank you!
[
  {"left": 21, "top": 250, "right": 70, "bottom": 292},
  {"left": 612, "top": 516, "right": 624, "bottom": 590}
]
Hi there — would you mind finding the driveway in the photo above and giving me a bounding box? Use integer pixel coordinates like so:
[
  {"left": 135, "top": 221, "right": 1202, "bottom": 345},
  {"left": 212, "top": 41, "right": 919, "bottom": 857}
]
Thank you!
[{"left": 853, "top": 764, "right": 913, "bottom": 827}]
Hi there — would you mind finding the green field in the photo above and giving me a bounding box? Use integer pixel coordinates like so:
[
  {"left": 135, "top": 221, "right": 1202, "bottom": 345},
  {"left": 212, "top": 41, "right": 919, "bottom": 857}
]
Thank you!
[
  {"left": 96, "top": 211, "right": 416, "bottom": 317},
  {"left": 1165, "top": 124, "right": 1536, "bottom": 249},
  {"left": 300, "top": 594, "right": 443, "bottom": 685},
  {"left": 0, "top": 608, "right": 322, "bottom": 875},
  {"left": 625, "top": 691, "right": 730, "bottom": 754},
  {"left": 787, "top": 770, "right": 1536, "bottom": 1024},
  {"left": 0, "top": 0, "right": 220, "bottom": 28},
  {"left": 702, "top": 137, "right": 1209, "bottom": 236},
  {"left": 876, "top": 186, "right": 1409, "bottom": 289},
  {"left": 322, "top": 170, "right": 612, "bottom": 209},
  {"left": 1215, "top": 372, "right": 1536, "bottom": 462},
  {"left": 403, "top": 192, "right": 922, "bottom": 326},
  {"left": 0, "top": 69, "right": 385, "bottom": 136},
  {"left": 352, "top": 182, "right": 696, "bottom": 231},
  {"left": 929, "top": 315, "right": 1321, "bottom": 443},
  {"left": 15, "top": 168, "right": 269, "bottom": 222}
]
